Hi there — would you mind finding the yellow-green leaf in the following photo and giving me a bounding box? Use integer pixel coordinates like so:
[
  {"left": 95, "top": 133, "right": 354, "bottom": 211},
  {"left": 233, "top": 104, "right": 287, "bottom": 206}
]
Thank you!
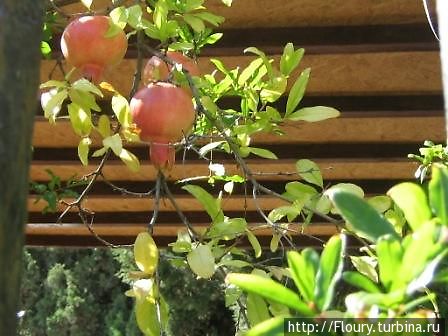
[
  {"left": 119, "top": 148, "right": 141, "bottom": 172},
  {"left": 68, "top": 102, "right": 93, "bottom": 136},
  {"left": 246, "top": 230, "right": 262, "bottom": 258},
  {"left": 103, "top": 134, "right": 123, "bottom": 156},
  {"left": 187, "top": 244, "right": 215, "bottom": 278},
  {"left": 81, "top": 0, "right": 93, "bottom": 9},
  {"left": 97, "top": 115, "right": 111, "bottom": 138},
  {"left": 134, "top": 232, "right": 159, "bottom": 275},
  {"left": 112, "top": 94, "right": 131, "bottom": 127},
  {"left": 78, "top": 137, "right": 91, "bottom": 166}
]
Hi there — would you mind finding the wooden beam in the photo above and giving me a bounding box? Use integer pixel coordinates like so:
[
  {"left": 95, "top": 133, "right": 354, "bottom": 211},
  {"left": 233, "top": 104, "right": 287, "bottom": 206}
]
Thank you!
[
  {"left": 40, "top": 52, "right": 442, "bottom": 96},
  {"left": 32, "top": 116, "right": 446, "bottom": 148},
  {"left": 29, "top": 159, "right": 418, "bottom": 182},
  {"left": 26, "top": 222, "right": 338, "bottom": 237},
  {"left": 61, "top": 0, "right": 429, "bottom": 28}
]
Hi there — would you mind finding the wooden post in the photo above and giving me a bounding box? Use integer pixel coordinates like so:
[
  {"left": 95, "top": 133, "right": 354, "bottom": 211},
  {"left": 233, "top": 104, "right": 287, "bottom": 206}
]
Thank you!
[
  {"left": 0, "top": 1, "right": 44, "bottom": 334},
  {"left": 437, "top": 1, "right": 448, "bottom": 144}
]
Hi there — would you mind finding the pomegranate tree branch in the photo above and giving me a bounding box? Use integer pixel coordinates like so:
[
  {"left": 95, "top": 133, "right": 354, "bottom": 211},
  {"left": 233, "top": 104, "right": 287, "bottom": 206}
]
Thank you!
[{"left": 148, "top": 172, "right": 162, "bottom": 234}]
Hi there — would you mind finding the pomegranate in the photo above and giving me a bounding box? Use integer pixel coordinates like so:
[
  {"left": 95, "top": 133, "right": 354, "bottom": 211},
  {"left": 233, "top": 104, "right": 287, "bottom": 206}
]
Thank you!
[
  {"left": 142, "top": 51, "right": 200, "bottom": 86},
  {"left": 61, "top": 16, "right": 128, "bottom": 82},
  {"left": 130, "top": 82, "right": 195, "bottom": 172}
]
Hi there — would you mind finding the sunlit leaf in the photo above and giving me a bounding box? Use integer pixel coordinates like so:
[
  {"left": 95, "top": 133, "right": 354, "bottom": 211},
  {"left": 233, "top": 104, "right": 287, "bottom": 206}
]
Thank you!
[
  {"left": 41, "top": 89, "right": 67, "bottom": 123},
  {"left": 388, "top": 182, "right": 431, "bottom": 231},
  {"left": 72, "top": 78, "right": 103, "bottom": 97},
  {"left": 329, "top": 191, "right": 398, "bottom": 242},
  {"left": 246, "top": 316, "right": 287, "bottom": 336},
  {"left": 367, "top": 195, "right": 392, "bottom": 213},
  {"left": 97, "top": 115, "right": 111, "bottom": 138},
  {"left": 349, "top": 256, "right": 378, "bottom": 283},
  {"left": 184, "top": 14, "right": 205, "bottom": 32},
  {"left": 429, "top": 165, "right": 448, "bottom": 225},
  {"left": 288, "top": 106, "right": 340, "bottom": 122},
  {"left": 134, "top": 232, "right": 159, "bottom": 275},
  {"left": 77, "top": 137, "right": 91, "bottom": 166},
  {"left": 280, "top": 43, "right": 304, "bottom": 76},
  {"left": 270, "top": 234, "right": 280, "bottom": 252},
  {"left": 249, "top": 147, "right": 278, "bottom": 159},
  {"left": 207, "top": 218, "right": 247, "bottom": 240},
  {"left": 112, "top": 94, "right": 131, "bottom": 127},
  {"left": 246, "top": 230, "right": 262, "bottom": 258},
  {"left": 343, "top": 271, "right": 381, "bottom": 293},
  {"left": 119, "top": 148, "right": 140, "bottom": 172},
  {"left": 296, "top": 159, "right": 323, "bottom": 188},
  {"left": 81, "top": 0, "right": 93, "bottom": 9},
  {"left": 314, "top": 234, "right": 345, "bottom": 311},
  {"left": 287, "top": 251, "right": 315, "bottom": 302},
  {"left": 226, "top": 273, "right": 314, "bottom": 316},
  {"left": 68, "top": 102, "right": 93, "bottom": 136},
  {"left": 285, "top": 68, "right": 310, "bottom": 117},
  {"left": 187, "top": 244, "right": 216, "bottom": 278},
  {"left": 103, "top": 134, "right": 123, "bottom": 156},
  {"left": 182, "top": 185, "right": 224, "bottom": 223}
]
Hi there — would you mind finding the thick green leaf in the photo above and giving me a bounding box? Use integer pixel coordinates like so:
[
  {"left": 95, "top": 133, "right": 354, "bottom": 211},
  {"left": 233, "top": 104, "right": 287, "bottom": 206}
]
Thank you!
[
  {"left": 249, "top": 147, "right": 278, "bottom": 159},
  {"left": 329, "top": 191, "right": 398, "bottom": 242},
  {"left": 246, "top": 230, "right": 262, "bottom": 258},
  {"left": 326, "top": 183, "right": 364, "bottom": 199},
  {"left": 226, "top": 273, "right": 314, "bottom": 316},
  {"left": 288, "top": 106, "right": 340, "bottom": 122},
  {"left": 287, "top": 251, "right": 314, "bottom": 302},
  {"left": 388, "top": 182, "right": 431, "bottom": 231},
  {"left": 187, "top": 244, "right": 216, "bottom": 278},
  {"left": 182, "top": 185, "right": 224, "bottom": 223},
  {"left": 343, "top": 271, "right": 381, "bottom": 293},
  {"left": 296, "top": 159, "right": 323, "bottom": 188},
  {"left": 429, "top": 165, "right": 448, "bottom": 225},
  {"left": 314, "top": 234, "right": 345, "bottom": 311},
  {"left": 285, "top": 68, "right": 310, "bottom": 117},
  {"left": 367, "top": 195, "right": 392, "bottom": 213},
  {"left": 246, "top": 316, "right": 286, "bottom": 336},
  {"left": 119, "top": 148, "right": 140, "bottom": 172},
  {"left": 134, "top": 232, "right": 159, "bottom": 275},
  {"left": 72, "top": 78, "right": 103, "bottom": 97},
  {"left": 407, "top": 251, "right": 448, "bottom": 294},
  {"left": 376, "top": 235, "right": 403, "bottom": 290},
  {"left": 77, "top": 137, "right": 91, "bottom": 166},
  {"left": 247, "top": 293, "right": 271, "bottom": 327}
]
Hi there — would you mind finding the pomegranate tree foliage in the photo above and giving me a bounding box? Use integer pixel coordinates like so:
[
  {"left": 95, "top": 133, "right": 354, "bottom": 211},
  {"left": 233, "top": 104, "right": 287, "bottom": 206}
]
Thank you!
[{"left": 38, "top": 1, "right": 448, "bottom": 335}]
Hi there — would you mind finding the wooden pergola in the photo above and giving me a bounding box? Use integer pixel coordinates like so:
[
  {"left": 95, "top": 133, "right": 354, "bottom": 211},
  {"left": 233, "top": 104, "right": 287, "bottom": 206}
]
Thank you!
[{"left": 28, "top": 0, "right": 445, "bottom": 246}]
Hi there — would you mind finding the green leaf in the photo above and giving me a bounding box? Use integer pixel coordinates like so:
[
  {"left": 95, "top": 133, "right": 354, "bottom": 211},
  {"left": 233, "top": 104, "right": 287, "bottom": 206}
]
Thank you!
[
  {"left": 314, "top": 234, "right": 345, "bottom": 311},
  {"left": 184, "top": 14, "right": 205, "bottom": 32},
  {"left": 134, "top": 232, "right": 159, "bottom": 275},
  {"left": 77, "top": 137, "right": 91, "bottom": 166},
  {"left": 112, "top": 94, "right": 131, "bottom": 127},
  {"left": 221, "top": 0, "right": 232, "bottom": 6},
  {"left": 238, "top": 58, "right": 264, "bottom": 86},
  {"left": 280, "top": 43, "right": 304, "bottom": 76},
  {"left": 226, "top": 273, "right": 314, "bottom": 316},
  {"left": 285, "top": 68, "right": 310, "bottom": 117},
  {"left": 296, "top": 159, "right": 323, "bottom": 188},
  {"left": 103, "top": 134, "right": 123, "bottom": 156},
  {"left": 40, "top": 41, "right": 51, "bottom": 57},
  {"left": 287, "top": 251, "right": 315, "bottom": 302},
  {"left": 326, "top": 183, "right": 364, "bottom": 199},
  {"left": 244, "top": 47, "right": 273, "bottom": 79},
  {"left": 429, "top": 165, "right": 448, "bottom": 225},
  {"left": 349, "top": 256, "right": 378, "bottom": 283},
  {"left": 247, "top": 294, "right": 271, "bottom": 327},
  {"left": 72, "top": 78, "right": 103, "bottom": 97},
  {"left": 69, "top": 88, "right": 101, "bottom": 112},
  {"left": 388, "top": 182, "right": 431, "bottom": 231},
  {"left": 135, "top": 298, "right": 164, "bottom": 336},
  {"left": 260, "top": 75, "right": 287, "bottom": 103},
  {"left": 68, "top": 102, "right": 93, "bottom": 137},
  {"left": 187, "top": 244, "right": 216, "bottom": 278},
  {"left": 329, "top": 191, "right": 399, "bottom": 242},
  {"left": 41, "top": 89, "right": 68, "bottom": 122},
  {"left": 127, "top": 5, "right": 143, "bottom": 29},
  {"left": 193, "top": 12, "right": 224, "bottom": 26},
  {"left": 97, "top": 115, "right": 111, "bottom": 138},
  {"left": 182, "top": 185, "right": 224, "bottom": 223},
  {"left": 218, "top": 259, "right": 252, "bottom": 269},
  {"left": 367, "top": 195, "right": 392, "bottom": 213},
  {"left": 270, "top": 234, "right": 280, "bottom": 252},
  {"left": 268, "top": 205, "right": 302, "bottom": 223},
  {"left": 343, "top": 271, "right": 381, "bottom": 293},
  {"left": 283, "top": 181, "right": 317, "bottom": 203},
  {"left": 248, "top": 147, "right": 278, "bottom": 159},
  {"left": 207, "top": 218, "right": 247, "bottom": 240},
  {"left": 246, "top": 316, "right": 287, "bottom": 336},
  {"left": 288, "top": 106, "right": 340, "bottom": 122},
  {"left": 246, "top": 230, "right": 262, "bottom": 258},
  {"left": 119, "top": 149, "right": 140, "bottom": 172},
  {"left": 104, "top": 20, "right": 124, "bottom": 38},
  {"left": 109, "top": 6, "right": 128, "bottom": 29},
  {"left": 40, "top": 80, "right": 66, "bottom": 89}
]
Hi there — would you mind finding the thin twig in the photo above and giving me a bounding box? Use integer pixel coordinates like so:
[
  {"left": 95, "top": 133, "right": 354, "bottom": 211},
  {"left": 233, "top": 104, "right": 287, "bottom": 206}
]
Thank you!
[{"left": 149, "top": 172, "right": 163, "bottom": 234}]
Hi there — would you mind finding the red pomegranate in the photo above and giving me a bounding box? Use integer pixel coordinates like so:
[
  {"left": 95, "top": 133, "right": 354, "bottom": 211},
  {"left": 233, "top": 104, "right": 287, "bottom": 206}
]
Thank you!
[
  {"left": 130, "top": 82, "right": 195, "bottom": 172},
  {"left": 61, "top": 16, "right": 128, "bottom": 83},
  {"left": 142, "top": 51, "right": 200, "bottom": 86}
]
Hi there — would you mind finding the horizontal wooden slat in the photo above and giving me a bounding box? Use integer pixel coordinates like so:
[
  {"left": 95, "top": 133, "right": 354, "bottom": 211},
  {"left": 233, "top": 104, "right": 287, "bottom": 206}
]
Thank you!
[
  {"left": 30, "top": 159, "right": 418, "bottom": 182},
  {"left": 61, "top": 0, "right": 430, "bottom": 28},
  {"left": 33, "top": 116, "right": 446, "bottom": 148},
  {"left": 26, "top": 222, "right": 338, "bottom": 237},
  {"left": 40, "top": 52, "right": 442, "bottom": 96}
]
